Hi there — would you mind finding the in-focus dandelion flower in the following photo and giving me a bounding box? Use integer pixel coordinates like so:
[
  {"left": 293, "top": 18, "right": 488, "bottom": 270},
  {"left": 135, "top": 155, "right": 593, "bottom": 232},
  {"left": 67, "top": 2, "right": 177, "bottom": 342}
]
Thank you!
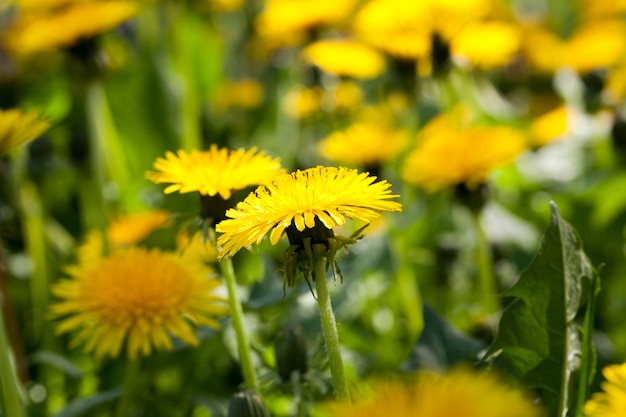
[
  {"left": 145, "top": 145, "right": 285, "bottom": 200},
  {"left": 3, "top": 1, "right": 138, "bottom": 55},
  {"left": 302, "top": 39, "right": 386, "bottom": 79},
  {"left": 0, "top": 108, "right": 49, "bottom": 154},
  {"left": 584, "top": 363, "right": 626, "bottom": 417},
  {"left": 51, "top": 247, "right": 228, "bottom": 359},
  {"left": 402, "top": 107, "right": 527, "bottom": 191},
  {"left": 324, "top": 367, "right": 544, "bottom": 417},
  {"left": 318, "top": 122, "right": 408, "bottom": 167},
  {"left": 216, "top": 166, "right": 402, "bottom": 259}
]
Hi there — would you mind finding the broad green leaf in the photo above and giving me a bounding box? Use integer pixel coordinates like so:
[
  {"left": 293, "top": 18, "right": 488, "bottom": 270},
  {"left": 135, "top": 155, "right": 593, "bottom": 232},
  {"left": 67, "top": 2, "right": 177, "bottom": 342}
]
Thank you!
[{"left": 484, "top": 202, "right": 596, "bottom": 417}]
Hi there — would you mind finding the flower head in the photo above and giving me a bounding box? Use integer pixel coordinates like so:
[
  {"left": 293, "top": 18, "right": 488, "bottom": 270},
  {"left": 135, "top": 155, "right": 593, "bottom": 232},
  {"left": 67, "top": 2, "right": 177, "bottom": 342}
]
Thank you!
[
  {"left": 325, "top": 367, "right": 544, "bottom": 417},
  {"left": 402, "top": 107, "right": 527, "bottom": 191},
  {"left": 584, "top": 363, "right": 626, "bottom": 417},
  {"left": 212, "top": 78, "right": 265, "bottom": 111},
  {"left": 51, "top": 247, "right": 228, "bottom": 359},
  {"left": 0, "top": 108, "right": 50, "bottom": 155},
  {"left": 145, "top": 145, "right": 285, "bottom": 200},
  {"left": 3, "top": 1, "right": 138, "bottom": 55},
  {"left": 216, "top": 166, "right": 402, "bottom": 259},
  {"left": 302, "top": 39, "right": 386, "bottom": 79}
]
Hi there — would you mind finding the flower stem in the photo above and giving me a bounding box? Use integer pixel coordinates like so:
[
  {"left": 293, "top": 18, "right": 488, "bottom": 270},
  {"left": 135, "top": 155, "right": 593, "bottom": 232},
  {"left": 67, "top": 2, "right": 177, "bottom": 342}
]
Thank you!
[
  {"left": 115, "top": 358, "right": 141, "bottom": 417},
  {"left": 312, "top": 244, "right": 350, "bottom": 403},
  {"left": 219, "top": 256, "right": 259, "bottom": 392},
  {"left": 472, "top": 212, "right": 498, "bottom": 314},
  {"left": 0, "top": 246, "right": 27, "bottom": 417}
]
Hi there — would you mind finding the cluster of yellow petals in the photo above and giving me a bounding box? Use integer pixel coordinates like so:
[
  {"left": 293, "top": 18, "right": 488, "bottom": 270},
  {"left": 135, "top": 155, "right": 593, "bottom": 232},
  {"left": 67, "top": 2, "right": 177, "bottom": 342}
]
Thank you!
[
  {"left": 145, "top": 145, "right": 286, "bottom": 199},
  {"left": 51, "top": 247, "right": 228, "bottom": 359},
  {"left": 324, "top": 367, "right": 544, "bottom": 417},
  {"left": 584, "top": 363, "right": 626, "bottom": 417},
  {"left": 216, "top": 166, "right": 402, "bottom": 258},
  {"left": 302, "top": 39, "right": 386, "bottom": 79},
  {"left": 318, "top": 122, "right": 408, "bottom": 166},
  {"left": 3, "top": 0, "right": 138, "bottom": 55},
  {"left": 402, "top": 107, "right": 527, "bottom": 191},
  {"left": 529, "top": 105, "right": 571, "bottom": 147},
  {"left": 0, "top": 108, "right": 50, "bottom": 155}
]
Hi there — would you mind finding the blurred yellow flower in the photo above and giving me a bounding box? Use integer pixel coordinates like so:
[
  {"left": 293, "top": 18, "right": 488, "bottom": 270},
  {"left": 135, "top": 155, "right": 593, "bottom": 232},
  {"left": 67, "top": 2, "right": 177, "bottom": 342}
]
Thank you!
[
  {"left": 216, "top": 166, "right": 402, "bottom": 258},
  {"left": 51, "top": 247, "right": 228, "bottom": 359},
  {"left": 3, "top": 0, "right": 138, "bottom": 55},
  {"left": 451, "top": 21, "right": 521, "bottom": 69},
  {"left": 203, "top": 0, "right": 243, "bottom": 12},
  {"left": 302, "top": 39, "right": 386, "bottom": 79},
  {"left": 282, "top": 86, "right": 323, "bottom": 119},
  {"left": 523, "top": 19, "right": 626, "bottom": 73},
  {"left": 402, "top": 107, "right": 527, "bottom": 191},
  {"left": 0, "top": 108, "right": 49, "bottom": 155},
  {"left": 256, "top": 0, "right": 358, "bottom": 49},
  {"left": 212, "top": 78, "right": 265, "bottom": 111},
  {"left": 584, "top": 363, "right": 626, "bottom": 417},
  {"left": 177, "top": 230, "right": 219, "bottom": 266},
  {"left": 322, "top": 81, "right": 364, "bottom": 113},
  {"left": 530, "top": 105, "right": 571, "bottom": 146},
  {"left": 324, "top": 367, "right": 544, "bottom": 417},
  {"left": 146, "top": 145, "right": 285, "bottom": 199},
  {"left": 318, "top": 122, "right": 408, "bottom": 166}
]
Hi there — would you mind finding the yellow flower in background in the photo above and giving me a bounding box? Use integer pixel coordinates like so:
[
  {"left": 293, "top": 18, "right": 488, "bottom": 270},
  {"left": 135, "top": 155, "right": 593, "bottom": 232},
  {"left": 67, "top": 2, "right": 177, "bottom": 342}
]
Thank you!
[
  {"left": 51, "top": 247, "right": 228, "bottom": 359},
  {"left": 322, "top": 81, "right": 364, "bottom": 113},
  {"left": 530, "top": 105, "right": 572, "bottom": 147},
  {"left": 402, "top": 107, "right": 527, "bottom": 191},
  {"left": 212, "top": 78, "right": 265, "bottom": 111},
  {"left": 203, "top": 0, "right": 244, "bottom": 12},
  {"left": 255, "top": 0, "right": 358, "bottom": 49},
  {"left": 584, "top": 363, "right": 626, "bottom": 417},
  {"left": 324, "top": 367, "right": 544, "bottom": 417},
  {"left": 282, "top": 86, "right": 323, "bottom": 119},
  {"left": 177, "top": 230, "right": 219, "bottom": 266},
  {"left": 579, "top": 0, "right": 626, "bottom": 18},
  {"left": 3, "top": 0, "right": 138, "bottom": 55},
  {"left": 145, "top": 145, "right": 285, "bottom": 199},
  {"left": 451, "top": 21, "right": 521, "bottom": 69},
  {"left": 319, "top": 122, "right": 408, "bottom": 166},
  {"left": 522, "top": 19, "right": 626, "bottom": 73},
  {"left": 302, "top": 39, "right": 386, "bottom": 79},
  {"left": 216, "top": 166, "right": 402, "bottom": 258},
  {"left": 0, "top": 108, "right": 50, "bottom": 155}
]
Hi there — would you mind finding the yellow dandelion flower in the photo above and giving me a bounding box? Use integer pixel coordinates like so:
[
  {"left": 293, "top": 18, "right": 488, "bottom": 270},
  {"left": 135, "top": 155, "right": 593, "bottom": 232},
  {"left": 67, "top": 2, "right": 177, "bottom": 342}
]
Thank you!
[
  {"left": 145, "top": 145, "right": 285, "bottom": 199},
  {"left": 177, "top": 230, "right": 219, "bottom": 266},
  {"left": 324, "top": 367, "right": 544, "bottom": 417},
  {"left": 212, "top": 78, "right": 265, "bottom": 111},
  {"left": 584, "top": 363, "right": 626, "bottom": 417},
  {"left": 50, "top": 247, "right": 228, "bottom": 359},
  {"left": 322, "top": 81, "right": 364, "bottom": 113},
  {"left": 282, "top": 86, "right": 323, "bottom": 119},
  {"left": 523, "top": 20, "right": 626, "bottom": 73},
  {"left": 302, "top": 39, "right": 386, "bottom": 79},
  {"left": 402, "top": 108, "right": 527, "bottom": 191},
  {"left": 216, "top": 166, "right": 402, "bottom": 259},
  {"left": 452, "top": 21, "right": 521, "bottom": 69},
  {"left": 530, "top": 105, "right": 572, "bottom": 147},
  {"left": 0, "top": 108, "right": 50, "bottom": 154},
  {"left": 3, "top": 1, "right": 138, "bottom": 55},
  {"left": 318, "top": 122, "right": 408, "bottom": 166},
  {"left": 203, "top": 0, "right": 244, "bottom": 12}
]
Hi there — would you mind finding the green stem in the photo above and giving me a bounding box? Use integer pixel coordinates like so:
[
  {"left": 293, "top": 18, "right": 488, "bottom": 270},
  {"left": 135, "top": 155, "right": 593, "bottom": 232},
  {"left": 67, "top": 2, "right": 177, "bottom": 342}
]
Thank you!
[
  {"left": 115, "top": 358, "right": 141, "bottom": 417},
  {"left": 0, "top": 247, "right": 27, "bottom": 417},
  {"left": 472, "top": 212, "right": 498, "bottom": 314},
  {"left": 312, "top": 244, "right": 350, "bottom": 403},
  {"left": 219, "top": 257, "right": 259, "bottom": 392}
]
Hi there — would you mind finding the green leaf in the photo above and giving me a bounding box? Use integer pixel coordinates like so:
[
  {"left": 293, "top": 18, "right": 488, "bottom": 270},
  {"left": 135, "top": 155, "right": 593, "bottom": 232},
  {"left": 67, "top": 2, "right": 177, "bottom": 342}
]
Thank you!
[
  {"left": 52, "top": 388, "right": 121, "bottom": 417},
  {"left": 484, "top": 202, "right": 596, "bottom": 417}
]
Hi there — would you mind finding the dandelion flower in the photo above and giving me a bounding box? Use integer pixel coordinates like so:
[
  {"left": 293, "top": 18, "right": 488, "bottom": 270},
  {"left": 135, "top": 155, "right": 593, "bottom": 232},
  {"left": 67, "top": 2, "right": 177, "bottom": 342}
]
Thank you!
[
  {"left": 325, "top": 367, "right": 544, "bottom": 417},
  {"left": 584, "top": 363, "right": 626, "bottom": 417},
  {"left": 451, "top": 21, "right": 521, "bottom": 69},
  {"left": 302, "top": 39, "right": 386, "bottom": 79},
  {"left": 402, "top": 107, "right": 527, "bottom": 191},
  {"left": 51, "top": 247, "right": 228, "bottom": 359},
  {"left": 318, "top": 122, "right": 408, "bottom": 167},
  {"left": 3, "top": 1, "right": 138, "bottom": 55},
  {"left": 282, "top": 86, "right": 324, "bottom": 119},
  {"left": 0, "top": 108, "right": 50, "bottom": 155},
  {"left": 216, "top": 166, "right": 402, "bottom": 259},
  {"left": 145, "top": 145, "right": 285, "bottom": 200},
  {"left": 530, "top": 105, "right": 572, "bottom": 147},
  {"left": 212, "top": 78, "right": 265, "bottom": 111}
]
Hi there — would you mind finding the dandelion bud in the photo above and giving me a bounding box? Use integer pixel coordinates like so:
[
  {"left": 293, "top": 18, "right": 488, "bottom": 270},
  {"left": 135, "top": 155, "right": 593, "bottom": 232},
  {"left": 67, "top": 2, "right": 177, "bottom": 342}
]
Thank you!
[
  {"left": 227, "top": 390, "right": 271, "bottom": 417},
  {"left": 274, "top": 325, "right": 309, "bottom": 382}
]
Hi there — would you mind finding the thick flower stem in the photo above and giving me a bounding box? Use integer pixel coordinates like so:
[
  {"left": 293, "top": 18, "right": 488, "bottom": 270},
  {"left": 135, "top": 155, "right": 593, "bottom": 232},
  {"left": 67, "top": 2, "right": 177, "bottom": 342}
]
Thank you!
[
  {"left": 219, "top": 256, "right": 259, "bottom": 392},
  {"left": 472, "top": 212, "right": 498, "bottom": 314},
  {"left": 0, "top": 246, "right": 27, "bottom": 417},
  {"left": 312, "top": 244, "right": 351, "bottom": 403},
  {"left": 115, "top": 358, "right": 141, "bottom": 417}
]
